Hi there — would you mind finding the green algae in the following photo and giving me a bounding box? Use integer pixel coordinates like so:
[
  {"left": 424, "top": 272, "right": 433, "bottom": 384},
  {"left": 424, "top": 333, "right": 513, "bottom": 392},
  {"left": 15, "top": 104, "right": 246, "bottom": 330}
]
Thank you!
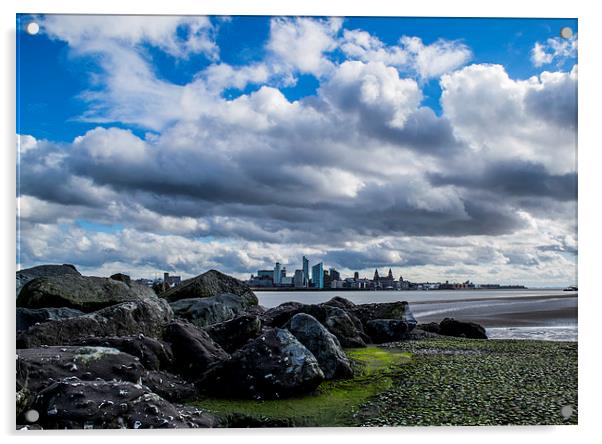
[{"left": 191, "top": 346, "right": 412, "bottom": 427}]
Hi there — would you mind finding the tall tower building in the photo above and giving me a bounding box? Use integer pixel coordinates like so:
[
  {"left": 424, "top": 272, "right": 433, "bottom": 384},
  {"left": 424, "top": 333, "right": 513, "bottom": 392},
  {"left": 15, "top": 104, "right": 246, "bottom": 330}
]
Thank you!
[
  {"left": 302, "top": 256, "right": 309, "bottom": 287},
  {"left": 388, "top": 268, "right": 394, "bottom": 280},
  {"left": 373, "top": 269, "right": 380, "bottom": 281},
  {"left": 311, "top": 262, "right": 324, "bottom": 289},
  {"left": 273, "top": 262, "right": 282, "bottom": 285}
]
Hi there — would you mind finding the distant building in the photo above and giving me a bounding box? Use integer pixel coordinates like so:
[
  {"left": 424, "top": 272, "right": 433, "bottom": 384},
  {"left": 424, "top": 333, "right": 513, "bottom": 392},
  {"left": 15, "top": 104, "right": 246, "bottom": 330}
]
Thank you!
[
  {"left": 281, "top": 276, "right": 294, "bottom": 287},
  {"left": 163, "top": 272, "right": 181, "bottom": 288},
  {"left": 311, "top": 262, "right": 324, "bottom": 289},
  {"left": 294, "top": 269, "right": 305, "bottom": 288},
  {"left": 323, "top": 270, "right": 331, "bottom": 289},
  {"left": 329, "top": 268, "right": 341, "bottom": 282},
  {"left": 302, "top": 256, "right": 309, "bottom": 288},
  {"left": 273, "top": 262, "right": 282, "bottom": 285},
  {"left": 353, "top": 271, "right": 359, "bottom": 280}
]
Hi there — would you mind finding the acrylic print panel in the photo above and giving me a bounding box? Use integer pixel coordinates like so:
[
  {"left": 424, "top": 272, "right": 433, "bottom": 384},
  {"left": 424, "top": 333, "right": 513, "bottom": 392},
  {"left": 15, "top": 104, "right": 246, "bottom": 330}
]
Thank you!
[{"left": 16, "top": 14, "right": 578, "bottom": 429}]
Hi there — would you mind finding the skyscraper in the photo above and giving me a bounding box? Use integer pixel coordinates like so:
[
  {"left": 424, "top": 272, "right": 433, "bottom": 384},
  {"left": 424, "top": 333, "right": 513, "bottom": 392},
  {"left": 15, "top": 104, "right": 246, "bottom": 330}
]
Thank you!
[
  {"left": 311, "top": 262, "right": 324, "bottom": 289},
  {"left": 273, "top": 262, "right": 282, "bottom": 285},
  {"left": 302, "top": 256, "right": 309, "bottom": 287}
]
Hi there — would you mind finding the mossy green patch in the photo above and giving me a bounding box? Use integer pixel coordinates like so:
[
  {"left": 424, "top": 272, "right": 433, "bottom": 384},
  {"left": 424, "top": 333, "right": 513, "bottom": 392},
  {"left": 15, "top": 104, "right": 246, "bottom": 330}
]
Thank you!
[{"left": 191, "top": 346, "right": 411, "bottom": 427}]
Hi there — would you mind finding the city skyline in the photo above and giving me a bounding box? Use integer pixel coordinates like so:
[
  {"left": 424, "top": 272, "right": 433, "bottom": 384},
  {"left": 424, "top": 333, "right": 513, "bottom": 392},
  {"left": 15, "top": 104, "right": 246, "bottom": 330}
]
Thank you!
[{"left": 17, "top": 15, "right": 577, "bottom": 287}]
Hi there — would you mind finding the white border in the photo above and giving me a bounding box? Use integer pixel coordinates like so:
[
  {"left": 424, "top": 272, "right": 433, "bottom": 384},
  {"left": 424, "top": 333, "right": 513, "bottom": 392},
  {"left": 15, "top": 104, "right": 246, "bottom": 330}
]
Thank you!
[{"left": 2, "top": 1, "right": 600, "bottom": 443}]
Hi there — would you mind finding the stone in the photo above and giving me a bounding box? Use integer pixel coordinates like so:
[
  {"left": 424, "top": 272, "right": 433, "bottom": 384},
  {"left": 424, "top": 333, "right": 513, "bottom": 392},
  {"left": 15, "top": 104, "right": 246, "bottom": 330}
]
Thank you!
[
  {"left": 199, "top": 328, "right": 324, "bottom": 399},
  {"left": 284, "top": 313, "right": 353, "bottom": 379},
  {"left": 161, "top": 269, "right": 258, "bottom": 306},
  {"left": 439, "top": 318, "right": 488, "bottom": 339},
  {"left": 110, "top": 273, "right": 131, "bottom": 285},
  {"left": 323, "top": 296, "right": 357, "bottom": 310},
  {"left": 262, "top": 302, "right": 367, "bottom": 348},
  {"left": 17, "top": 274, "right": 157, "bottom": 312},
  {"left": 17, "top": 345, "right": 195, "bottom": 403},
  {"left": 32, "top": 378, "right": 220, "bottom": 429},
  {"left": 169, "top": 292, "right": 252, "bottom": 328},
  {"left": 350, "top": 301, "right": 417, "bottom": 332},
  {"left": 69, "top": 335, "right": 174, "bottom": 371},
  {"left": 16, "top": 307, "right": 84, "bottom": 332},
  {"left": 365, "top": 319, "right": 414, "bottom": 343},
  {"left": 17, "top": 298, "right": 173, "bottom": 348},
  {"left": 418, "top": 322, "right": 441, "bottom": 334},
  {"left": 16, "top": 264, "right": 80, "bottom": 296},
  {"left": 163, "top": 321, "right": 229, "bottom": 380},
  {"left": 204, "top": 314, "right": 262, "bottom": 353}
]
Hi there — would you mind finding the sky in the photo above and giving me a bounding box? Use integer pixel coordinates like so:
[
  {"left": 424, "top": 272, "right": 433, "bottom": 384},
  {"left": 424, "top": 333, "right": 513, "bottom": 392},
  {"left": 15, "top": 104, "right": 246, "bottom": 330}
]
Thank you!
[{"left": 16, "top": 15, "right": 578, "bottom": 286}]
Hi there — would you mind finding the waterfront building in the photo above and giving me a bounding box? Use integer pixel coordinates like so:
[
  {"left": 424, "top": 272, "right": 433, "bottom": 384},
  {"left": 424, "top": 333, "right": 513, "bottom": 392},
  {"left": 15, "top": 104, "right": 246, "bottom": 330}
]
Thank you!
[
  {"left": 302, "top": 256, "right": 309, "bottom": 287},
  {"left": 273, "top": 262, "right": 282, "bottom": 285},
  {"left": 329, "top": 268, "right": 341, "bottom": 282},
  {"left": 353, "top": 271, "right": 359, "bottom": 280},
  {"left": 311, "top": 262, "right": 324, "bottom": 289},
  {"left": 294, "top": 269, "right": 305, "bottom": 288}
]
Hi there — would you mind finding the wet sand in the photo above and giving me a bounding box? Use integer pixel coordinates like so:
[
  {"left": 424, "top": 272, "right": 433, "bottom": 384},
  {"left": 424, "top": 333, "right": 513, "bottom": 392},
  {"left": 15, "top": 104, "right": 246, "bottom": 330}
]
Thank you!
[{"left": 412, "top": 295, "right": 577, "bottom": 327}]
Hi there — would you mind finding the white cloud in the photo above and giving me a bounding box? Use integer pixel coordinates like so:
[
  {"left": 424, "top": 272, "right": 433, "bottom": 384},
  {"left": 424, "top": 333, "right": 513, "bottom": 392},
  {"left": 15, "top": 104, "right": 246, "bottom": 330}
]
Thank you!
[
  {"left": 531, "top": 35, "right": 577, "bottom": 67},
  {"left": 41, "top": 15, "right": 219, "bottom": 59},
  {"left": 340, "top": 31, "right": 471, "bottom": 80},
  {"left": 440, "top": 63, "right": 577, "bottom": 174},
  {"left": 267, "top": 17, "right": 342, "bottom": 77}
]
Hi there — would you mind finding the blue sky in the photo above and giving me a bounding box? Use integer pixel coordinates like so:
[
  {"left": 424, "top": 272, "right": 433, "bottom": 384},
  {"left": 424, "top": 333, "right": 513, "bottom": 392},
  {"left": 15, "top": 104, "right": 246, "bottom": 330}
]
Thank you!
[{"left": 16, "top": 15, "right": 577, "bottom": 286}]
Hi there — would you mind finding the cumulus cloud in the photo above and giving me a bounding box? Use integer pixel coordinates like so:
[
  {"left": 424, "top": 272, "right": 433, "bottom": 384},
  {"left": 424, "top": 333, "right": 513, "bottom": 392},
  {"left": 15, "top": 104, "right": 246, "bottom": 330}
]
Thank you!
[
  {"left": 340, "top": 31, "right": 472, "bottom": 79},
  {"left": 41, "top": 15, "right": 219, "bottom": 59},
  {"left": 531, "top": 35, "right": 577, "bottom": 68},
  {"left": 17, "top": 16, "right": 577, "bottom": 286},
  {"left": 267, "top": 17, "right": 342, "bottom": 78}
]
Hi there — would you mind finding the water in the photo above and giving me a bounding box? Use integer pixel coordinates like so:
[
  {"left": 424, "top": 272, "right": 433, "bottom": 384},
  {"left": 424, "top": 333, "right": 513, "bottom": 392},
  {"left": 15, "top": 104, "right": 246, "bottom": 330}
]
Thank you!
[
  {"left": 256, "top": 289, "right": 576, "bottom": 308},
  {"left": 256, "top": 289, "right": 578, "bottom": 341}
]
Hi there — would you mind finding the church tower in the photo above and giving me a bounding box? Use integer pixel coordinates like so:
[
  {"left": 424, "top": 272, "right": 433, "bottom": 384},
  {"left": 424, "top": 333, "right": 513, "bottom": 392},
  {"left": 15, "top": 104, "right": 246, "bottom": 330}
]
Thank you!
[
  {"left": 373, "top": 269, "right": 380, "bottom": 281},
  {"left": 388, "top": 268, "right": 394, "bottom": 280}
]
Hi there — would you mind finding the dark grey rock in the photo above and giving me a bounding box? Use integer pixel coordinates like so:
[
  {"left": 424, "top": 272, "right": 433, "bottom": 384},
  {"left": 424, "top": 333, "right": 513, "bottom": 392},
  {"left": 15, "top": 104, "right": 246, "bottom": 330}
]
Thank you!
[
  {"left": 32, "top": 378, "right": 220, "bottom": 429},
  {"left": 16, "top": 264, "right": 80, "bottom": 296},
  {"left": 17, "top": 345, "right": 194, "bottom": 403},
  {"left": 17, "top": 298, "right": 173, "bottom": 348},
  {"left": 17, "top": 274, "right": 157, "bottom": 312},
  {"left": 163, "top": 321, "right": 229, "bottom": 380},
  {"left": 365, "top": 319, "right": 414, "bottom": 343},
  {"left": 418, "top": 322, "right": 441, "bottom": 334},
  {"left": 204, "top": 314, "right": 262, "bottom": 353},
  {"left": 69, "top": 335, "right": 173, "bottom": 371},
  {"left": 439, "top": 318, "right": 488, "bottom": 339},
  {"left": 262, "top": 302, "right": 367, "bottom": 348},
  {"left": 285, "top": 313, "right": 353, "bottom": 379},
  {"left": 323, "top": 296, "right": 357, "bottom": 310},
  {"left": 199, "top": 328, "right": 324, "bottom": 399},
  {"left": 170, "top": 292, "right": 252, "bottom": 328},
  {"left": 161, "top": 269, "right": 258, "bottom": 306},
  {"left": 16, "top": 307, "right": 84, "bottom": 332},
  {"left": 110, "top": 273, "right": 131, "bottom": 285},
  {"left": 350, "top": 301, "right": 417, "bottom": 332}
]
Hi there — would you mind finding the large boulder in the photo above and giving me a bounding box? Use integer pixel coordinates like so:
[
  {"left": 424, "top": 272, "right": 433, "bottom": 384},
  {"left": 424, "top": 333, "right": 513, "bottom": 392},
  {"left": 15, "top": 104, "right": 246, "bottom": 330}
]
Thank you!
[
  {"left": 17, "top": 274, "right": 157, "bottom": 312},
  {"left": 204, "top": 314, "right": 262, "bottom": 353},
  {"left": 163, "top": 321, "right": 229, "bottom": 380},
  {"left": 284, "top": 313, "right": 353, "bottom": 379},
  {"left": 16, "top": 345, "right": 194, "bottom": 403},
  {"left": 31, "top": 378, "right": 220, "bottom": 429},
  {"left": 17, "top": 298, "right": 173, "bottom": 348},
  {"left": 365, "top": 319, "right": 415, "bottom": 343},
  {"left": 161, "top": 270, "right": 258, "bottom": 306},
  {"left": 68, "top": 335, "right": 174, "bottom": 371},
  {"left": 16, "top": 264, "right": 80, "bottom": 296},
  {"left": 169, "top": 292, "right": 252, "bottom": 328},
  {"left": 199, "top": 328, "right": 324, "bottom": 399},
  {"left": 16, "top": 307, "right": 84, "bottom": 332},
  {"left": 349, "top": 301, "right": 417, "bottom": 331},
  {"left": 262, "top": 302, "right": 368, "bottom": 348},
  {"left": 439, "top": 318, "right": 488, "bottom": 339}
]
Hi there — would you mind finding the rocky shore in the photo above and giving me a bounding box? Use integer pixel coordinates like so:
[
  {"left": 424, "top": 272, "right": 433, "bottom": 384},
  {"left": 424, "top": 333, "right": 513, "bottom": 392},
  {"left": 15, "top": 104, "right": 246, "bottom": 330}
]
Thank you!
[{"left": 16, "top": 265, "right": 573, "bottom": 429}]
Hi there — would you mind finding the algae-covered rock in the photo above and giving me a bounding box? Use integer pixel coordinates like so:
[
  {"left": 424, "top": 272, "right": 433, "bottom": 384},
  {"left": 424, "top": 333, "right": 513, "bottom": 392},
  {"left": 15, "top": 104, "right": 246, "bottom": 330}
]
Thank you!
[{"left": 16, "top": 264, "right": 80, "bottom": 297}]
